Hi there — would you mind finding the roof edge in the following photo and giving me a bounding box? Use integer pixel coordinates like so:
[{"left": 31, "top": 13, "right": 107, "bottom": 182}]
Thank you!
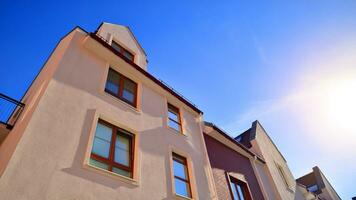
[
  {"left": 20, "top": 26, "right": 87, "bottom": 101},
  {"left": 89, "top": 32, "right": 203, "bottom": 114},
  {"left": 252, "top": 120, "right": 288, "bottom": 163},
  {"left": 95, "top": 22, "right": 147, "bottom": 56},
  {"left": 204, "top": 121, "right": 265, "bottom": 163}
]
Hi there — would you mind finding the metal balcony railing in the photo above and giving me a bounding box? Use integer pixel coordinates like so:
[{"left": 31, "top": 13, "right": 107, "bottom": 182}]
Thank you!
[{"left": 0, "top": 93, "right": 25, "bottom": 129}]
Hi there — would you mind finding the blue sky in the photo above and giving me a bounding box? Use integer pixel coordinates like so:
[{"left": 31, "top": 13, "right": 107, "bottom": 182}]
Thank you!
[{"left": 1, "top": 1, "right": 355, "bottom": 199}]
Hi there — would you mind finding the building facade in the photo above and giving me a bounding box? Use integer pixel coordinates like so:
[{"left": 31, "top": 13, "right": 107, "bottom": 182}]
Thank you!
[
  {"left": 297, "top": 167, "right": 342, "bottom": 200},
  {"left": 235, "top": 121, "right": 315, "bottom": 200},
  {"left": 203, "top": 122, "right": 266, "bottom": 200},
  {"left": 0, "top": 22, "right": 342, "bottom": 200},
  {"left": 0, "top": 23, "right": 216, "bottom": 200}
]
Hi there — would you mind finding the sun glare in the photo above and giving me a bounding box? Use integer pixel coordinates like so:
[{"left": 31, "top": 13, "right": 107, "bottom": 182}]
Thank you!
[{"left": 323, "top": 78, "right": 356, "bottom": 132}]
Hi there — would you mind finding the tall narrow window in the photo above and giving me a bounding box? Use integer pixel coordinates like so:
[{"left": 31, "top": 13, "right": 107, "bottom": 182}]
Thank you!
[
  {"left": 105, "top": 68, "right": 138, "bottom": 107},
  {"left": 168, "top": 103, "right": 182, "bottom": 133},
  {"left": 111, "top": 41, "right": 134, "bottom": 61},
  {"left": 229, "top": 177, "right": 252, "bottom": 200},
  {"left": 277, "top": 164, "right": 291, "bottom": 188},
  {"left": 90, "top": 119, "right": 134, "bottom": 178},
  {"left": 172, "top": 153, "right": 192, "bottom": 198}
]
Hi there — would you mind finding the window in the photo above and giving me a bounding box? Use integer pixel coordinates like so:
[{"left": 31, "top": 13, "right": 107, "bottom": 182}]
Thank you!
[
  {"left": 235, "top": 136, "right": 242, "bottom": 142},
  {"left": 111, "top": 41, "right": 134, "bottom": 61},
  {"left": 89, "top": 119, "right": 134, "bottom": 178},
  {"left": 172, "top": 153, "right": 192, "bottom": 198},
  {"left": 307, "top": 184, "right": 319, "bottom": 193},
  {"left": 168, "top": 103, "right": 182, "bottom": 133},
  {"left": 105, "top": 68, "right": 138, "bottom": 107},
  {"left": 276, "top": 164, "right": 291, "bottom": 188},
  {"left": 229, "top": 177, "right": 252, "bottom": 200}
]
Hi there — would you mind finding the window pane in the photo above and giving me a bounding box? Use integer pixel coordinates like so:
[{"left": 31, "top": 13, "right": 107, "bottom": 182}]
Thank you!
[
  {"left": 169, "top": 119, "right": 180, "bottom": 132},
  {"left": 111, "top": 41, "right": 122, "bottom": 53},
  {"left": 112, "top": 167, "right": 131, "bottom": 177},
  {"left": 91, "top": 122, "right": 112, "bottom": 158},
  {"left": 308, "top": 184, "right": 318, "bottom": 192},
  {"left": 95, "top": 123, "right": 112, "bottom": 142},
  {"left": 237, "top": 185, "right": 245, "bottom": 200},
  {"left": 175, "top": 178, "right": 191, "bottom": 198},
  {"left": 123, "top": 51, "right": 134, "bottom": 61},
  {"left": 168, "top": 110, "right": 179, "bottom": 122},
  {"left": 230, "top": 182, "right": 240, "bottom": 200},
  {"left": 89, "top": 158, "right": 109, "bottom": 170},
  {"left": 122, "top": 90, "right": 134, "bottom": 103},
  {"left": 92, "top": 138, "right": 111, "bottom": 158},
  {"left": 115, "top": 134, "right": 130, "bottom": 150},
  {"left": 173, "top": 160, "right": 187, "bottom": 179},
  {"left": 114, "top": 147, "right": 130, "bottom": 166},
  {"left": 122, "top": 78, "right": 136, "bottom": 103},
  {"left": 114, "top": 134, "right": 130, "bottom": 166},
  {"left": 105, "top": 69, "right": 120, "bottom": 95}
]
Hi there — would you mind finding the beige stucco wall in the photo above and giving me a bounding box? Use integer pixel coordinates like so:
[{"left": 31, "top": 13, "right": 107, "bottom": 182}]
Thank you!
[
  {"left": 0, "top": 28, "right": 215, "bottom": 200},
  {"left": 252, "top": 159, "right": 280, "bottom": 200},
  {"left": 252, "top": 122, "right": 304, "bottom": 200},
  {"left": 0, "top": 29, "right": 76, "bottom": 176}
]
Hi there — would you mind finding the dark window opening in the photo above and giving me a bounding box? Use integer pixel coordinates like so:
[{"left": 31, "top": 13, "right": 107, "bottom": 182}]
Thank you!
[
  {"left": 105, "top": 68, "right": 138, "bottom": 107},
  {"left": 168, "top": 103, "right": 182, "bottom": 133},
  {"left": 111, "top": 41, "right": 135, "bottom": 62}
]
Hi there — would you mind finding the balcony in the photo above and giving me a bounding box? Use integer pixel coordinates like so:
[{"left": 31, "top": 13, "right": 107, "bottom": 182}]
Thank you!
[{"left": 0, "top": 93, "right": 24, "bottom": 145}]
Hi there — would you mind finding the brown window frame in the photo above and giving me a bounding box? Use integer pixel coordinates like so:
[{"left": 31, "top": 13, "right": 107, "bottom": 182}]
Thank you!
[
  {"left": 105, "top": 68, "right": 138, "bottom": 107},
  {"left": 172, "top": 153, "right": 192, "bottom": 198},
  {"left": 90, "top": 119, "right": 135, "bottom": 178},
  {"left": 111, "top": 40, "right": 135, "bottom": 62},
  {"left": 229, "top": 176, "right": 252, "bottom": 200},
  {"left": 167, "top": 103, "right": 183, "bottom": 133}
]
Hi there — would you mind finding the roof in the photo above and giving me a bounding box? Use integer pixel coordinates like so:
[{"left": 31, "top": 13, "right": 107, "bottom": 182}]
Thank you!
[
  {"left": 297, "top": 166, "right": 342, "bottom": 200},
  {"left": 204, "top": 121, "right": 265, "bottom": 163},
  {"left": 236, "top": 120, "right": 287, "bottom": 162},
  {"left": 95, "top": 22, "right": 147, "bottom": 56},
  {"left": 235, "top": 127, "right": 254, "bottom": 148}
]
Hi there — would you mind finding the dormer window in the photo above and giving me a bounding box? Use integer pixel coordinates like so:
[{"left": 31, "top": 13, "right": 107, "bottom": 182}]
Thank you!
[{"left": 111, "top": 41, "right": 134, "bottom": 62}]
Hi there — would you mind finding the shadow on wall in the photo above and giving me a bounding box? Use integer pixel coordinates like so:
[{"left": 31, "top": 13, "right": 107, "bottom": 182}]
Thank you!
[
  {"left": 59, "top": 109, "right": 184, "bottom": 200},
  {"left": 61, "top": 109, "right": 137, "bottom": 189},
  {"left": 55, "top": 34, "right": 207, "bottom": 197}
]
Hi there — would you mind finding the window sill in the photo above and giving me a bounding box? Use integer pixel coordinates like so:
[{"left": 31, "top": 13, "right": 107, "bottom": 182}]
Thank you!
[
  {"left": 102, "top": 91, "right": 141, "bottom": 114},
  {"left": 167, "top": 126, "right": 187, "bottom": 137},
  {"left": 286, "top": 186, "right": 294, "bottom": 193},
  {"left": 175, "top": 194, "right": 193, "bottom": 200},
  {"left": 84, "top": 163, "right": 139, "bottom": 186}
]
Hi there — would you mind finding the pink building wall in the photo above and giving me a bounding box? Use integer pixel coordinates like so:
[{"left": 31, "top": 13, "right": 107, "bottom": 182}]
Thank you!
[{"left": 0, "top": 25, "right": 216, "bottom": 200}]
